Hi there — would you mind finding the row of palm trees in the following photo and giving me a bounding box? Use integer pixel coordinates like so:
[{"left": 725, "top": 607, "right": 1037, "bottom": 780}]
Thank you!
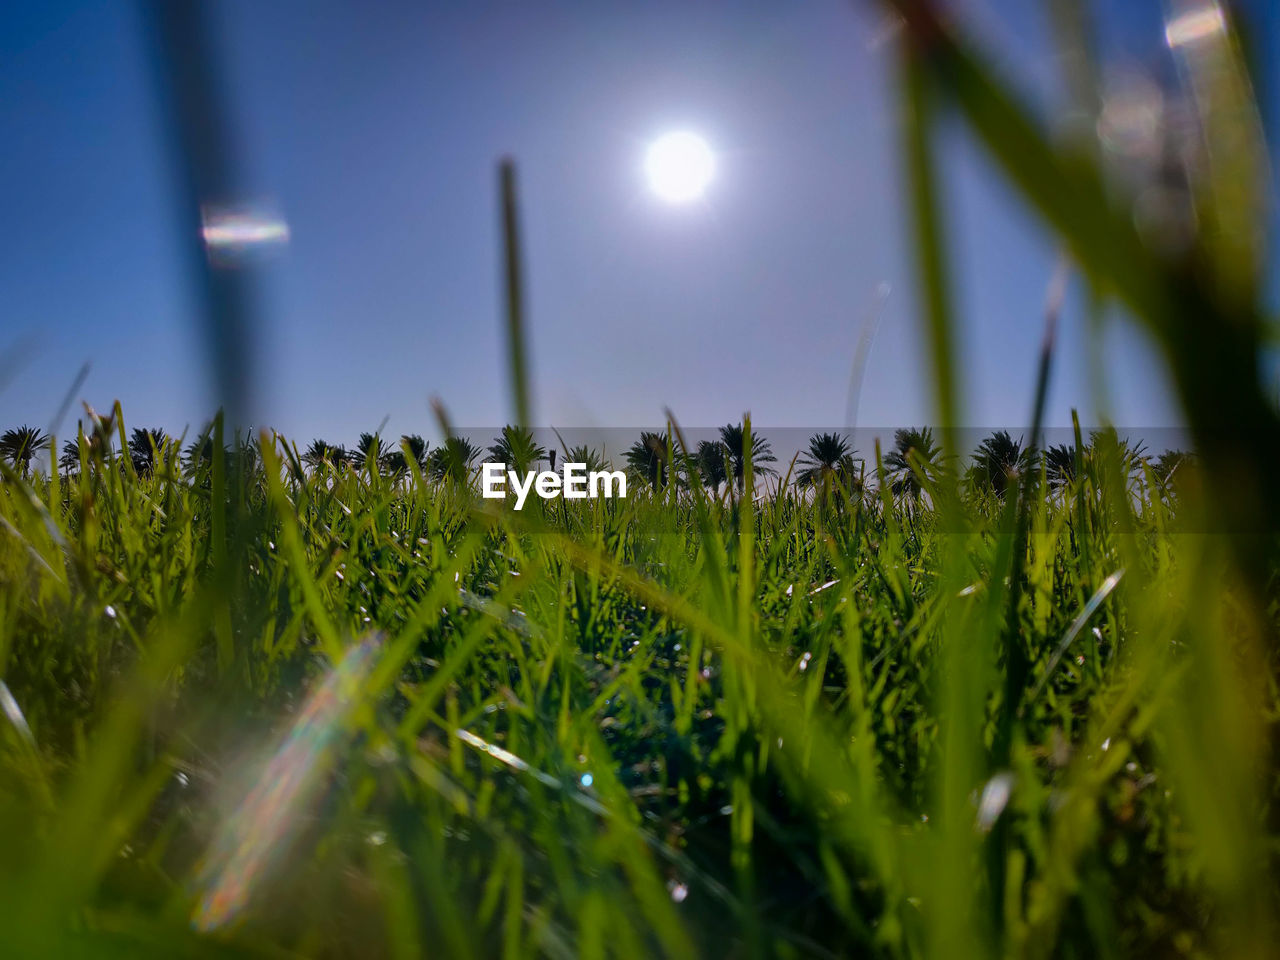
[
  {"left": 301, "top": 427, "right": 534, "bottom": 484},
  {"left": 620, "top": 424, "right": 1187, "bottom": 501},
  {"left": 869, "top": 426, "right": 1188, "bottom": 501},
  {"left": 0, "top": 420, "right": 249, "bottom": 481},
  {"left": 622, "top": 423, "right": 779, "bottom": 491},
  {"left": 1, "top": 420, "right": 1189, "bottom": 500}
]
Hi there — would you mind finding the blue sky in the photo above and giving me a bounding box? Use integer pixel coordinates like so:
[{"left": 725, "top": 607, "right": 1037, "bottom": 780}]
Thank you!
[{"left": 1, "top": 1, "right": 1275, "bottom": 448}]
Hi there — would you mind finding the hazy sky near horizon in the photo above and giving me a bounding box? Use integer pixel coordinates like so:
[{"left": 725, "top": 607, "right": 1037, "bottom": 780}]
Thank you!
[{"left": 2, "top": 1, "right": 1276, "bottom": 445}]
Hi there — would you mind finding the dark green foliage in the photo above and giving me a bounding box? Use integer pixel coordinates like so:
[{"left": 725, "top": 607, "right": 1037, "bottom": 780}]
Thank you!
[
  {"left": 884, "top": 426, "right": 941, "bottom": 500},
  {"left": 797, "top": 431, "right": 860, "bottom": 493},
  {"left": 427, "top": 435, "right": 480, "bottom": 484},
  {"left": 302, "top": 438, "right": 348, "bottom": 472},
  {"left": 129, "top": 428, "right": 173, "bottom": 477},
  {"left": 350, "top": 432, "right": 389, "bottom": 474},
  {"left": 718, "top": 420, "right": 777, "bottom": 488},
  {"left": 565, "top": 443, "right": 609, "bottom": 475},
  {"left": 625, "top": 430, "right": 675, "bottom": 489},
  {"left": 0, "top": 425, "right": 50, "bottom": 478},
  {"left": 967, "top": 430, "right": 1032, "bottom": 499},
  {"left": 488, "top": 425, "right": 547, "bottom": 474},
  {"left": 1045, "top": 443, "right": 1076, "bottom": 488},
  {"left": 695, "top": 439, "right": 729, "bottom": 491}
]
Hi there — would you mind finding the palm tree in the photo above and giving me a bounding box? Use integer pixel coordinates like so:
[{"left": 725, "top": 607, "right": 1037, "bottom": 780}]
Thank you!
[
  {"left": 1152, "top": 449, "right": 1190, "bottom": 485},
  {"left": 231, "top": 433, "right": 261, "bottom": 479},
  {"left": 625, "top": 431, "right": 674, "bottom": 490},
  {"left": 177, "top": 430, "right": 259, "bottom": 484},
  {"left": 488, "top": 426, "right": 546, "bottom": 475},
  {"left": 0, "top": 425, "right": 50, "bottom": 478},
  {"left": 59, "top": 438, "right": 84, "bottom": 474},
  {"left": 401, "top": 434, "right": 429, "bottom": 470},
  {"left": 1044, "top": 443, "right": 1077, "bottom": 489},
  {"left": 1151, "top": 449, "right": 1195, "bottom": 502},
  {"left": 565, "top": 444, "right": 609, "bottom": 475},
  {"left": 967, "top": 430, "right": 1031, "bottom": 498},
  {"left": 301, "top": 439, "right": 348, "bottom": 473},
  {"left": 1088, "top": 428, "right": 1148, "bottom": 490},
  {"left": 694, "top": 439, "right": 729, "bottom": 492},
  {"left": 797, "top": 432, "right": 855, "bottom": 487},
  {"left": 381, "top": 451, "right": 406, "bottom": 477},
  {"left": 184, "top": 435, "right": 214, "bottom": 477},
  {"left": 427, "top": 436, "right": 480, "bottom": 485},
  {"left": 884, "top": 427, "right": 940, "bottom": 501},
  {"left": 350, "top": 433, "right": 388, "bottom": 474},
  {"left": 382, "top": 434, "right": 428, "bottom": 478},
  {"left": 184, "top": 433, "right": 236, "bottom": 478},
  {"left": 718, "top": 421, "right": 777, "bottom": 490},
  {"left": 129, "top": 428, "right": 172, "bottom": 477}
]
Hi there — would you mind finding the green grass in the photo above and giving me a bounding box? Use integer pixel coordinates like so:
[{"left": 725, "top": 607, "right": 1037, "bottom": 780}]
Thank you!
[
  {"left": 0, "top": 419, "right": 1273, "bottom": 957},
  {"left": 1, "top": 2, "right": 1277, "bottom": 956}
]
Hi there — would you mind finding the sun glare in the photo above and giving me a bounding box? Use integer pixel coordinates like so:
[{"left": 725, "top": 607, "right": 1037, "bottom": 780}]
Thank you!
[{"left": 645, "top": 131, "right": 715, "bottom": 204}]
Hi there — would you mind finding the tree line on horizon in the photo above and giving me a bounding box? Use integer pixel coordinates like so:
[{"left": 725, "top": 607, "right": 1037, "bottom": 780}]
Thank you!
[{"left": 1, "top": 413, "right": 1193, "bottom": 506}]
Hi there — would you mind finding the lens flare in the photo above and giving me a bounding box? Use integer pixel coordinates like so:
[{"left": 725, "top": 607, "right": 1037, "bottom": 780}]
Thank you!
[
  {"left": 200, "top": 205, "right": 290, "bottom": 256},
  {"left": 1164, "top": 2, "right": 1226, "bottom": 49},
  {"left": 192, "top": 637, "right": 378, "bottom": 932}
]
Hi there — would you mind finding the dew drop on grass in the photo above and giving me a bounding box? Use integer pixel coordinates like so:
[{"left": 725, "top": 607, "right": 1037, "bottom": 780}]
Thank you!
[
  {"left": 580, "top": 773, "right": 594, "bottom": 788},
  {"left": 104, "top": 605, "right": 117, "bottom": 619},
  {"left": 668, "top": 881, "right": 689, "bottom": 903},
  {"left": 367, "top": 831, "right": 387, "bottom": 847}
]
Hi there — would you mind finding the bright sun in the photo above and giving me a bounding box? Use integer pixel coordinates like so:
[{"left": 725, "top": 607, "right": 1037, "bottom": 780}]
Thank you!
[{"left": 645, "top": 131, "right": 715, "bottom": 204}]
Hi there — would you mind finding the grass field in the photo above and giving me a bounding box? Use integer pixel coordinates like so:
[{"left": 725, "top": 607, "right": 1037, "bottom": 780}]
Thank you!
[
  {"left": 1, "top": 2, "right": 1277, "bottom": 957},
  {"left": 0, "top": 409, "right": 1274, "bottom": 958}
]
